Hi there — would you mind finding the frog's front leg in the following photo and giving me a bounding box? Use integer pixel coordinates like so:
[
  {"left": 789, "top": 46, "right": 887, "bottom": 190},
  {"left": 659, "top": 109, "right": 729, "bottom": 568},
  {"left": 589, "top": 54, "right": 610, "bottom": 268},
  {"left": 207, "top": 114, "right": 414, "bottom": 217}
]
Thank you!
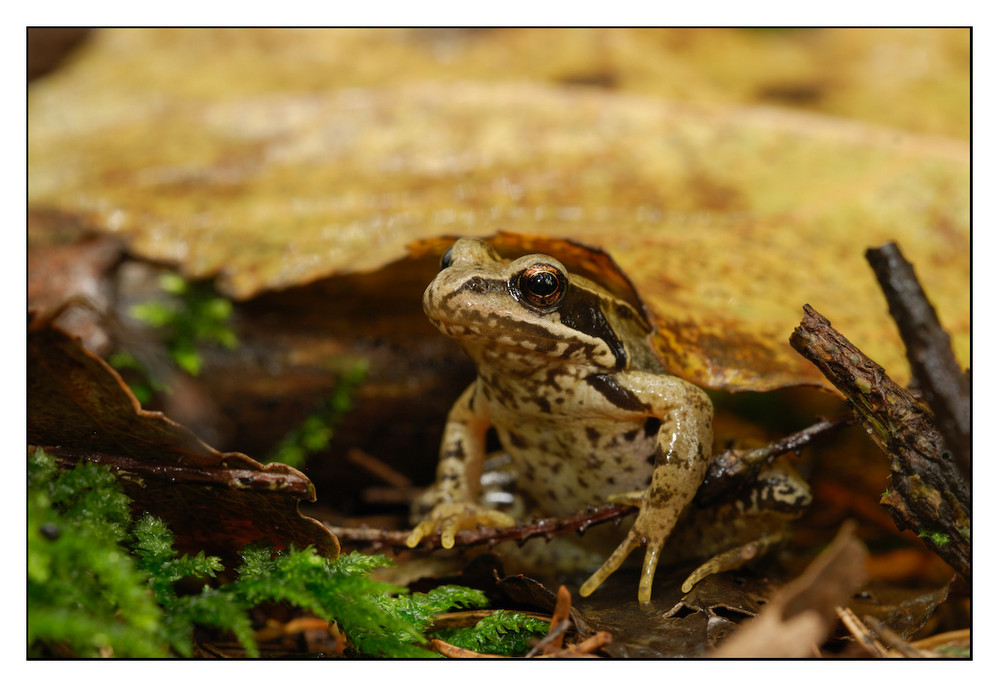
[
  {"left": 407, "top": 382, "right": 516, "bottom": 549},
  {"left": 579, "top": 373, "right": 713, "bottom": 603}
]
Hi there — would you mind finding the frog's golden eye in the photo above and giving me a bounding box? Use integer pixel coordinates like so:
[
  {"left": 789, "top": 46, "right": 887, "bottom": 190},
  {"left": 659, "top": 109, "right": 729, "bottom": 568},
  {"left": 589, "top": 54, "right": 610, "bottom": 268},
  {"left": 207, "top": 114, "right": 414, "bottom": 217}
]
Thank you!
[{"left": 514, "top": 263, "right": 567, "bottom": 311}]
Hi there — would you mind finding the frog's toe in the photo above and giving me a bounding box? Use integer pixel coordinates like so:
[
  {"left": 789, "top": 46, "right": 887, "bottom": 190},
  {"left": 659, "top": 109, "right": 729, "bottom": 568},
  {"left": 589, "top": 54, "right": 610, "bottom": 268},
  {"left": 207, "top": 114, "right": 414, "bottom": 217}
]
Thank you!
[
  {"left": 406, "top": 520, "right": 437, "bottom": 548},
  {"left": 438, "top": 515, "right": 460, "bottom": 548},
  {"left": 475, "top": 510, "right": 517, "bottom": 530},
  {"left": 637, "top": 542, "right": 664, "bottom": 604},
  {"left": 579, "top": 531, "right": 640, "bottom": 598},
  {"left": 605, "top": 489, "right": 645, "bottom": 508},
  {"left": 407, "top": 506, "right": 516, "bottom": 550},
  {"left": 680, "top": 533, "right": 784, "bottom": 593}
]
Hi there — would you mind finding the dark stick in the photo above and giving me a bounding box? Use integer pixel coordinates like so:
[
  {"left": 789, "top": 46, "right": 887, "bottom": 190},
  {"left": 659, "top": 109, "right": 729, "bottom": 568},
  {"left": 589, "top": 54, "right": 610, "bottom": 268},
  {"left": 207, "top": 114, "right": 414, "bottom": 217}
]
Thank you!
[
  {"left": 790, "top": 305, "right": 969, "bottom": 582},
  {"left": 865, "top": 242, "right": 970, "bottom": 483}
]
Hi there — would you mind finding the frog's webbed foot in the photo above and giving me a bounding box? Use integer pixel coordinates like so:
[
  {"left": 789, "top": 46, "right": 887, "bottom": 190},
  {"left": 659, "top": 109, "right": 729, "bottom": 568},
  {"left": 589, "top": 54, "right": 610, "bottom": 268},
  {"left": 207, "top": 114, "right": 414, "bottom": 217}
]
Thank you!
[
  {"left": 680, "top": 532, "right": 785, "bottom": 593},
  {"left": 406, "top": 502, "right": 516, "bottom": 549}
]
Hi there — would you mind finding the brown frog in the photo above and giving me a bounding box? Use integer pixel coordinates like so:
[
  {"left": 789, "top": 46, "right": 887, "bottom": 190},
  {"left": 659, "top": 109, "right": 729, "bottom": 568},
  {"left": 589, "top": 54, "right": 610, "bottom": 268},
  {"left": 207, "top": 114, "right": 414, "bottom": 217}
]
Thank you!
[{"left": 408, "top": 238, "right": 809, "bottom": 603}]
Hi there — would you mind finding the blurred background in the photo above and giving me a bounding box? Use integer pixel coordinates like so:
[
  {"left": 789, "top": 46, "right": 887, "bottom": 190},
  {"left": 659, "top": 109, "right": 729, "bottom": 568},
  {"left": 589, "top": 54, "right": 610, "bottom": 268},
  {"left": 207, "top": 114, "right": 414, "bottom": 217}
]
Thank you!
[{"left": 27, "top": 27, "right": 970, "bottom": 563}]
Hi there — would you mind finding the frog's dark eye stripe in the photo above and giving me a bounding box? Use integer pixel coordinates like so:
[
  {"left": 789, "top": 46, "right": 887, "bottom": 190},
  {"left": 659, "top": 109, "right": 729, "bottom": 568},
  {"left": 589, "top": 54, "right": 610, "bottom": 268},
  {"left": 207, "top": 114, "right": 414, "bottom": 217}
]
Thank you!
[
  {"left": 558, "top": 288, "right": 629, "bottom": 369},
  {"left": 512, "top": 263, "right": 568, "bottom": 311}
]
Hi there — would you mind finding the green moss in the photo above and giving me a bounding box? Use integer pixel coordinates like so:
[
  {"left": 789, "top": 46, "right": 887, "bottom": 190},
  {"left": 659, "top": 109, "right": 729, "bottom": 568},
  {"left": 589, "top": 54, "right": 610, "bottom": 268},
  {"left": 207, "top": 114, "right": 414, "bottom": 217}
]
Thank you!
[
  {"left": 936, "top": 645, "right": 970, "bottom": 658},
  {"left": 232, "top": 547, "right": 487, "bottom": 657},
  {"left": 433, "top": 610, "right": 550, "bottom": 656},
  {"left": 918, "top": 530, "right": 951, "bottom": 548},
  {"left": 268, "top": 361, "right": 368, "bottom": 468},
  {"left": 128, "top": 273, "right": 239, "bottom": 377},
  {"left": 28, "top": 449, "right": 167, "bottom": 657},
  {"left": 27, "top": 449, "right": 489, "bottom": 658}
]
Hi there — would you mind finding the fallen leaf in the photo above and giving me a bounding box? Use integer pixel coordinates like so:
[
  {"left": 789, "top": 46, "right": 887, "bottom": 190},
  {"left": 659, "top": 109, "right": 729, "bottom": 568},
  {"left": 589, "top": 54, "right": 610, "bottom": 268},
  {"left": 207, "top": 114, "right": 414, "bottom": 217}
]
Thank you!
[
  {"left": 28, "top": 29, "right": 969, "bottom": 391},
  {"left": 27, "top": 316, "right": 339, "bottom": 560},
  {"left": 710, "top": 523, "right": 868, "bottom": 658}
]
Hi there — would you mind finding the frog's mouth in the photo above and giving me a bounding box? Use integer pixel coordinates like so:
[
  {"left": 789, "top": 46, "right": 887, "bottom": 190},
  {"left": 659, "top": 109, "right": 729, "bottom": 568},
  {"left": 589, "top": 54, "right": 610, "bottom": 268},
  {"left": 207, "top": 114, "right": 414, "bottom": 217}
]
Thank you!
[{"left": 428, "top": 312, "right": 618, "bottom": 369}]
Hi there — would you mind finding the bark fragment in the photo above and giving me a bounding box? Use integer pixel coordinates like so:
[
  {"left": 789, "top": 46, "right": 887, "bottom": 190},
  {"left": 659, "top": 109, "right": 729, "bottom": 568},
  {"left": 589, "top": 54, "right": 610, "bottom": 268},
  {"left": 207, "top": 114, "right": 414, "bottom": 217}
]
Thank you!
[{"left": 790, "top": 304, "right": 969, "bottom": 582}]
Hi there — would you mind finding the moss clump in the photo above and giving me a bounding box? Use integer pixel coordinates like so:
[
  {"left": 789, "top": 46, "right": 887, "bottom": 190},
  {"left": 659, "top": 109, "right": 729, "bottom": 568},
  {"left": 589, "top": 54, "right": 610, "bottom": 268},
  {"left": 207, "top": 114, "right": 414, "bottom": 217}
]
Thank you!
[
  {"left": 234, "top": 547, "right": 487, "bottom": 657},
  {"left": 918, "top": 529, "right": 952, "bottom": 548},
  {"left": 28, "top": 448, "right": 167, "bottom": 657},
  {"left": 27, "top": 449, "right": 489, "bottom": 658},
  {"left": 434, "top": 611, "right": 551, "bottom": 656}
]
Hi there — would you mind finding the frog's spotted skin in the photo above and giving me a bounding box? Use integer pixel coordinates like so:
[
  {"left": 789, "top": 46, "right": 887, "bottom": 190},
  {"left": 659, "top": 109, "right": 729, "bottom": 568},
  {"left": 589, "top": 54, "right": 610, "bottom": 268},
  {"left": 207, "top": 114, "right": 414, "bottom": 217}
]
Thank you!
[{"left": 409, "top": 238, "right": 802, "bottom": 603}]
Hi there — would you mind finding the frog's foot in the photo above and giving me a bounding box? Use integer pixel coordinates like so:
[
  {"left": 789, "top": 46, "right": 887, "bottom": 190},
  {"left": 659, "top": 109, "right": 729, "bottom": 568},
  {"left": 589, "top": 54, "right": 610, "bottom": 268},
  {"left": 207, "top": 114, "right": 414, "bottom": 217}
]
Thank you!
[
  {"left": 579, "top": 509, "right": 676, "bottom": 604},
  {"left": 579, "top": 529, "right": 644, "bottom": 599},
  {"left": 604, "top": 489, "right": 645, "bottom": 509},
  {"left": 680, "top": 532, "right": 785, "bottom": 593},
  {"left": 577, "top": 491, "right": 660, "bottom": 602},
  {"left": 406, "top": 503, "right": 516, "bottom": 549}
]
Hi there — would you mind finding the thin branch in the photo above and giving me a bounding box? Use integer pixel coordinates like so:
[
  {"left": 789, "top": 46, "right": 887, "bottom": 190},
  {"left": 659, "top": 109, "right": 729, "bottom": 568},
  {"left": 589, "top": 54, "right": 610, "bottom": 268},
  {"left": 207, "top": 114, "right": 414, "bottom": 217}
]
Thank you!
[
  {"left": 330, "top": 502, "right": 633, "bottom": 551},
  {"left": 865, "top": 242, "right": 970, "bottom": 483}
]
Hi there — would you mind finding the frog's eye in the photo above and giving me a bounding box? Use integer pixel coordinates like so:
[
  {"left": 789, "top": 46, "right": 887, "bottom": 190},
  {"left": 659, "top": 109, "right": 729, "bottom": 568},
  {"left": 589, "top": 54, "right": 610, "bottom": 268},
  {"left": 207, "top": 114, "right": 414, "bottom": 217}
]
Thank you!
[
  {"left": 440, "top": 247, "right": 454, "bottom": 270},
  {"left": 513, "top": 263, "right": 568, "bottom": 311}
]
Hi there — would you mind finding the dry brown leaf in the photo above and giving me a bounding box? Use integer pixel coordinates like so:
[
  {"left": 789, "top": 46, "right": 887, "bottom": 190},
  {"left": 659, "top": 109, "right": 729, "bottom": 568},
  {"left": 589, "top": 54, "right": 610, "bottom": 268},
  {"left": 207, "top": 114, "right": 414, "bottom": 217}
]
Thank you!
[
  {"left": 28, "top": 29, "right": 968, "bottom": 391},
  {"left": 710, "top": 523, "right": 868, "bottom": 658},
  {"left": 27, "top": 316, "right": 339, "bottom": 560}
]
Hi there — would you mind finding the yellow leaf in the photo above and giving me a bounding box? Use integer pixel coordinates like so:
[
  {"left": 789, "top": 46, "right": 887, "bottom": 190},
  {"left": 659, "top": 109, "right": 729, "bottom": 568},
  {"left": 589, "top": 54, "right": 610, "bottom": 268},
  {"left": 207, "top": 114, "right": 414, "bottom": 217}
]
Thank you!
[{"left": 28, "top": 29, "right": 968, "bottom": 391}]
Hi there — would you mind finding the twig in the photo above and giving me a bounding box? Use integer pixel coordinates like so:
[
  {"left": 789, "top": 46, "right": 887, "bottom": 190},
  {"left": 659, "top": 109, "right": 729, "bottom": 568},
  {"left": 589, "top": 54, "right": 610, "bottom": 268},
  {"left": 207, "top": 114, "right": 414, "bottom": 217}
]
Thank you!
[
  {"left": 430, "top": 587, "right": 606, "bottom": 659},
  {"left": 527, "top": 619, "right": 571, "bottom": 658},
  {"left": 431, "top": 609, "right": 552, "bottom": 630},
  {"left": 538, "top": 632, "right": 612, "bottom": 658},
  {"left": 331, "top": 416, "right": 849, "bottom": 550},
  {"left": 43, "top": 447, "right": 315, "bottom": 495},
  {"left": 196, "top": 643, "right": 232, "bottom": 659},
  {"left": 527, "top": 585, "right": 572, "bottom": 657},
  {"left": 430, "top": 631, "right": 611, "bottom": 659},
  {"left": 862, "top": 615, "right": 926, "bottom": 658},
  {"left": 908, "top": 629, "right": 970, "bottom": 656},
  {"left": 790, "top": 305, "right": 970, "bottom": 582},
  {"left": 329, "top": 502, "right": 633, "bottom": 550},
  {"left": 836, "top": 606, "right": 887, "bottom": 658},
  {"left": 346, "top": 448, "right": 413, "bottom": 488},
  {"left": 429, "top": 639, "right": 509, "bottom": 658},
  {"left": 865, "top": 242, "right": 970, "bottom": 483}
]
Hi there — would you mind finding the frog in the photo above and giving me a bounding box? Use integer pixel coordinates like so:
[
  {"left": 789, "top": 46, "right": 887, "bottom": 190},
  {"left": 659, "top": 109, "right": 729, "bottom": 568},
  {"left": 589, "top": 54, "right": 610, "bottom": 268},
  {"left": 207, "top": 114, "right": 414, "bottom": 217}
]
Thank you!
[{"left": 407, "top": 237, "right": 810, "bottom": 603}]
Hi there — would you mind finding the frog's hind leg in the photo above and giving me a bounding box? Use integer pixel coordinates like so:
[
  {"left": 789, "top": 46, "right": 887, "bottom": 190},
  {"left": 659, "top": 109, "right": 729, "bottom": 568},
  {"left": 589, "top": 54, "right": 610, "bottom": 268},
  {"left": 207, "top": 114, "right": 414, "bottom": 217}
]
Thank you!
[
  {"left": 672, "top": 457, "right": 811, "bottom": 592},
  {"left": 680, "top": 532, "right": 786, "bottom": 593}
]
